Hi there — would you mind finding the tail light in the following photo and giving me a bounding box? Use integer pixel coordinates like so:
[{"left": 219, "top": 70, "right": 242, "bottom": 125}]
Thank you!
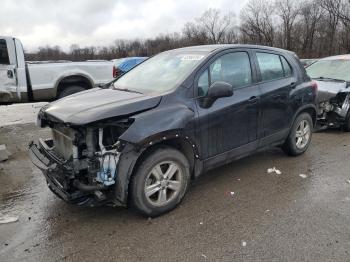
[{"left": 113, "top": 66, "right": 118, "bottom": 78}]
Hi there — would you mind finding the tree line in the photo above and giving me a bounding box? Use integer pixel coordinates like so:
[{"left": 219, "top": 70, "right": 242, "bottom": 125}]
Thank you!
[{"left": 25, "top": 0, "right": 350, "bottom": 61}]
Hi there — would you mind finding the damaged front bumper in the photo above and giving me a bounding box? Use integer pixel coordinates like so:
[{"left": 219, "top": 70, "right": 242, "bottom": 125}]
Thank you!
[{"left": 29, "top": 139, "right": 109, "bottom": 206}]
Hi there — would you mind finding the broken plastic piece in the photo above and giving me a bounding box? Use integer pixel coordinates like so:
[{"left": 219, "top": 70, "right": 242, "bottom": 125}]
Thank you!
[
  {"left": 0, "top": 214, "right": 19, "bottom": 224},
  {"left": 230, "top": 192, "right": 235, "bottom": 196},
  {"left": 267, "top": 167, "right": 282, "bottom": 175},
  {"left": 299, "top": 174, "right": 307, "bottom": 179},
  {"left": 242, "top": 241, "right": 247, "bottom": 247},
  {"left": 346, "top": 179, "right": 350, "bottom": 184}
]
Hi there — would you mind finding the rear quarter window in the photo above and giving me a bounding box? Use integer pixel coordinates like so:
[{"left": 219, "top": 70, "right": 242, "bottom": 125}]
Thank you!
[
  {"left": 0, "top": 39, "right": 10, "bottom": 65},
  {"left": 280, "top": 56, "right": 293, "bottom": 77}
]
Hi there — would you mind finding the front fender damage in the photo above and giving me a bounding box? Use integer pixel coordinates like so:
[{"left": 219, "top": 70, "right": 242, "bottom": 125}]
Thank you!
[
  {"left": 119, "top": 103, "right": 195, "bottom": 145},
  {"left": 114, "top": 103, "right": 198, "bottom": 204}
]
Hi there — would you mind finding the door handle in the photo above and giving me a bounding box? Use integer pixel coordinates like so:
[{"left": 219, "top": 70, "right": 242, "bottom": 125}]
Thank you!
[
  {"left": 248, "top": 96, "right": 258, "bottom": 103},
  {"left": 7, "top": 69, "right": 14, "bottom": 79},
  {"left": 290, "top": 82, "right": 297, "bottom": 89}
]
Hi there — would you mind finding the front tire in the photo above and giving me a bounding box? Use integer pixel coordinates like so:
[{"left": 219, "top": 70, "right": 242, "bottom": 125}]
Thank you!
[
  {"left": 282, "top": 113, "right": 313, "bottom": 156},
  {"left": 129, "top": 147, "right": 190, "bottom": 217}
]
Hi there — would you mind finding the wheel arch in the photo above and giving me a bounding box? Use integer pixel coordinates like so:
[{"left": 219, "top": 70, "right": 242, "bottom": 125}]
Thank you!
[
  {"left": 55, "top": 74, "right": 94, "bottom": 97},
  {"left": 115, "top": 134, "right": 200, "bottom": 206},
  {"left": 292, "top": 104, "right": 317, "bottom": 128}
]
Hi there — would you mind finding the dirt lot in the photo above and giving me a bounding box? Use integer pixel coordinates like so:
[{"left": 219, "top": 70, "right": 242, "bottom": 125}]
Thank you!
[{"left": 1, "top": 120, "right": 350, "bottom": 261}]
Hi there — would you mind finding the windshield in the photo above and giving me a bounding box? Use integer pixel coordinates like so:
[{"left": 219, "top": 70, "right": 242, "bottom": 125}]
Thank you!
[
  {"left": 306, "top": 59, "right": 350, "bottom": 81},
  {"left": 113, "top": 51, "right": 207, "bottom": 94}
]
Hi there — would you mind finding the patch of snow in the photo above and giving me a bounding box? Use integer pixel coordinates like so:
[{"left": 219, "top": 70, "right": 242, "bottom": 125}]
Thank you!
[
  {"left": 0, "top": 102, "right": 48, "bottom": 127},
  {"left": 0, "top": 214, "right": 19, "bottom": 224}
]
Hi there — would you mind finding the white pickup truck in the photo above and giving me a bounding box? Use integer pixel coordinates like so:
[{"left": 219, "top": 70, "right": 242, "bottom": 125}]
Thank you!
[{"left": 0, "top": 36, "right": 116, "bottom": 103}]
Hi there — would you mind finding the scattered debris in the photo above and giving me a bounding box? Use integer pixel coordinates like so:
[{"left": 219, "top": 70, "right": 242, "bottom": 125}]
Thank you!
[
  {"left": 199, "top": 222, "right": 203, "bottom": 225},
  {"left": 201, "top": 254, "right": 208, "bottom": 260},
  {"left": 24, "top": 248, "right": 30, "bottom": 253},
  {"left": 299, "top": 174, "right": 307, "bottom": 179},
  {"left": 0, "top": 144, "right": 9, "bottom": 162},
  {"left": 4, "top": 243, "right": 8, "bottom": 246},
  {"left": 242, "top": 241, "right": 247, "bottom": 247},
  {"left": 346, "top": 179, "right": 350, "bottom": 184},
  {"left": 225, "top": 191, "right": 235, "bottom": 197},
  {"left": 267, "top": 167, "right": 282, "bottom": 175},
  {"left": 28, "top": 217, "right": 31, "bottom": 221},
  {"left": 0, "top": 214, "right": 19, "bottom": 224},
  {"left": 265, "top": 209, "right": 270, "bottom": 213},
  {"left": 237, "top": 178, "right": 241, "bottom": 181}
]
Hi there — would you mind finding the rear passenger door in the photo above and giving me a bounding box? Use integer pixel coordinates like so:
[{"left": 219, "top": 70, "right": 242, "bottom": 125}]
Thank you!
[{"left": 254, "top": 51, "right": 296, "bottom": 142}]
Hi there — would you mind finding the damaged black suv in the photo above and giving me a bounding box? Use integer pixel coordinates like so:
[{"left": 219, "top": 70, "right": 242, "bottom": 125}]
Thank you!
[{"left": 29, "top": 45, "right": 317, "bottom": 216}]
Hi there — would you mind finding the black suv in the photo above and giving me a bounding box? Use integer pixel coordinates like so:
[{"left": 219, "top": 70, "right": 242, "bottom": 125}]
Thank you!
[{"left": 29, "top": 45, "right": 317, "bottom": 216}]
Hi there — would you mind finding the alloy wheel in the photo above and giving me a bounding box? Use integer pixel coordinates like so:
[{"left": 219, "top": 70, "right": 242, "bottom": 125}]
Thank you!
[
  {"left": 295, "top": 120, "right": 311, "bottom": 149},
  {"left": 144, "top": 161, "right": 183, "bottom": 207}
]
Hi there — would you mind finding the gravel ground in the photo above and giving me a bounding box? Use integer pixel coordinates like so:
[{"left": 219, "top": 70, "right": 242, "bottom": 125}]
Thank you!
[{"left": 0, "top": 114, "right": 350, "bottom": 261}]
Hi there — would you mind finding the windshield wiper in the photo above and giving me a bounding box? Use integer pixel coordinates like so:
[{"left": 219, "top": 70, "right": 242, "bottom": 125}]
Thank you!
[
  {"left": 313, "top": 76, "right": 347, "bottom": 83},
  {"left": 113, "top": 87, "right": 143, "bottom": 94}
]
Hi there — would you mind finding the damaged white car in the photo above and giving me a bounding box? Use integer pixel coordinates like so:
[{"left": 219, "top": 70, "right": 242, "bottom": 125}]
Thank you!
[{"left": 306, "top": 55, "right": 350, "bottom": 131}]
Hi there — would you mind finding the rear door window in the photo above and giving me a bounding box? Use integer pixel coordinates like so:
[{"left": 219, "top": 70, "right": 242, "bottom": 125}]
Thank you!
[
  {"left": 0, "top": 39, "right": 10, "bottom": 65},
  {"left": 256, "top": 52, "right": 284, "bottom": 81}
]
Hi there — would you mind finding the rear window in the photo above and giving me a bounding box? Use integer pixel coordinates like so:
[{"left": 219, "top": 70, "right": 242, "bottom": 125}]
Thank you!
[
  {"left": 0, "top": 39, "right": 10, "bottom": 65},
  {"left": 257, "top": 52, "right": 284, "bottom": 81}
]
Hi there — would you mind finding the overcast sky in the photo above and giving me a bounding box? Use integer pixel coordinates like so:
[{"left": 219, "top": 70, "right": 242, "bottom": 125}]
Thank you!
[{"left": 1, "top": 0, "right": 248, "bottom": 51}]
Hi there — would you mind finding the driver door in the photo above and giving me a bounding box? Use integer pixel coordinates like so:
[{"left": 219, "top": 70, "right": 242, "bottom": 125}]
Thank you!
[{"left": 195, "top": 50, "right": 261, "bottom": 164}]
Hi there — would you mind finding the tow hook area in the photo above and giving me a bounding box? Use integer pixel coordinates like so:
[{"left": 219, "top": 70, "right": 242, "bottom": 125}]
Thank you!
[{"left": 73, "top": 180, "right": 106, "bottom": 192}]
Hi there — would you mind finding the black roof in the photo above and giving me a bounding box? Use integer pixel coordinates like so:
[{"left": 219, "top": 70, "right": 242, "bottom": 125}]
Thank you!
[{"left": 173, "top": 44, "right": 294, "bottom": 54}]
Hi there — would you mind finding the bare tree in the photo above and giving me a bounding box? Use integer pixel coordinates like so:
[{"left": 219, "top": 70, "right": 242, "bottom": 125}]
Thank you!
[
  {"left": 183, "top": 8, "right": 236, "bottom": 44},
  {"left": 24, "top": 4, "right": 350, "bottom": 62},
  {"left": 297, "top": 0, "right": 324, "bottom": 57},
  {"left": 240, "top": 0, "right": 276, "bottom": 46},
  {"left": 275, "top": 0, "right": 300, "bottom": 50}
]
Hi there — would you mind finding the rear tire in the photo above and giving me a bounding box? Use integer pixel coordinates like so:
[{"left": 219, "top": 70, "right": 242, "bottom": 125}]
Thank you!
[
  {"left": 129, "top": 147, "right": 190, "bottom": 217},
  {"left": 282, "top": 113, "right": 313, "bottom": 156},
  {"left": 58, "top": 85, "right": 85, "bottom": 98}
]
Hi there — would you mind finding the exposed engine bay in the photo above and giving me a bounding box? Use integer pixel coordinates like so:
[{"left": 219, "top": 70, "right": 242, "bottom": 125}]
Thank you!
[
  {"left": 29, "top": 118, "right": 134, "bottom": 206},
  {"left": 316, "top": 80, "right": 350, "bottom": 128}
]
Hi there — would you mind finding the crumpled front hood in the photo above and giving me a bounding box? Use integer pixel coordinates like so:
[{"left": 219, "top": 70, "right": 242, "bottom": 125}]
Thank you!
[
  {"left": 41, "top": 88, "right": 161, "bottom": 125},
  {"left": 316, "top": 80, "right": 349, "bottom": 102}
]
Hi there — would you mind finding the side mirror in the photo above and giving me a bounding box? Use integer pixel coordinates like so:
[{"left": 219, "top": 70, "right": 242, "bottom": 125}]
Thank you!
[{"left": 200, "top": 81, "right": 233, "bottom": 108}]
